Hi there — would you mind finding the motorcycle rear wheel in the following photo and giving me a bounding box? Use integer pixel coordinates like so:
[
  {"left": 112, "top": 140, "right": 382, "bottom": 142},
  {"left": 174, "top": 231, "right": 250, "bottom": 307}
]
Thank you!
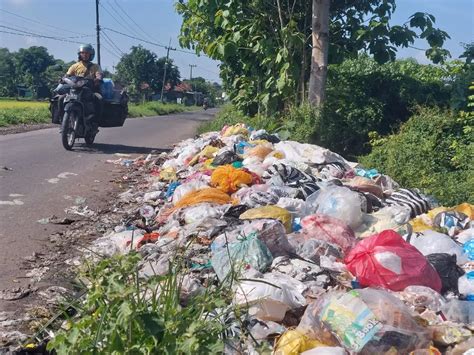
[
  {"left": 85, "top": 132, "right": 96, "bottom": 146},
  {"left": 61, "top": 111, "right": 77, "bottom": 150}
]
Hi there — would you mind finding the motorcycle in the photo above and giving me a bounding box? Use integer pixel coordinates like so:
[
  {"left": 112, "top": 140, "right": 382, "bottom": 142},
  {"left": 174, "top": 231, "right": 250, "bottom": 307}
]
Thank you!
[{"left": 50, "top": 76, "right": 128, "bottom": 151}]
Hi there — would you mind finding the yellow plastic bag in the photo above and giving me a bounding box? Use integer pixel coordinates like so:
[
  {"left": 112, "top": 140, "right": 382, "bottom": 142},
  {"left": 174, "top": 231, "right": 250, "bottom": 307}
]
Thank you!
[
  {"left": 274, "top": 330, "right": 325, "bottom": 355},
  {"left": 210, "top": 165, "right": 253, "bottom": 193},
  {"left": 454, "top": 203, "right": 474, "bottom": 219},
  {"left": 244, "top": 144, "right": 274, "bottom": 160},
  {"left": 188, "top": 145, "right": 219, "bottom": 166},
  {"left": 240, "top": 205, "right": 292, "bottom": 232},
  {"left": 222, "top": 124, "right": 249, "bottom": 137},
  {"left": 159, "top": 167, "right": 177, "bottom": 182},
  {"left": 174, "top": 188, "right": 232, "bottom": 209}
]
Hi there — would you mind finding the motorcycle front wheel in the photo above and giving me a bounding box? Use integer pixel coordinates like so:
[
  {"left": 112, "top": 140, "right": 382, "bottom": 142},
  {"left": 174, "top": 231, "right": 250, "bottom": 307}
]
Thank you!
[{"left": 61, "top": 111, "right": 77, "bottom": 150}]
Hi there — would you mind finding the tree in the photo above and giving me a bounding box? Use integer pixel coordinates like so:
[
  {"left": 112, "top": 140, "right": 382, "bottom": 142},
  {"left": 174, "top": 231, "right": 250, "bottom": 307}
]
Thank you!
[
  {"left": 308, "top": 0, "right": 329, "bottom": 105},
  {"left": 0, "top": 48, "right": 17, "bottom": 97},
  {"left": 177, "top": 0, "right": 450, "bottom": 113},
  {"left": 14, "top": 46, "right": 55, "bottom": 96},
  {"left": 115, "top": 45, "right": 180, "bottom": 101}
]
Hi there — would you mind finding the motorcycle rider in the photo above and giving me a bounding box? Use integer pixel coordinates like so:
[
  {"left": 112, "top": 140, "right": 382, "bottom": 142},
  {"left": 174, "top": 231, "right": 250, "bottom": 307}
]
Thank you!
[{"left": 66, "top": 44, "right": 103, "bottom": 134}]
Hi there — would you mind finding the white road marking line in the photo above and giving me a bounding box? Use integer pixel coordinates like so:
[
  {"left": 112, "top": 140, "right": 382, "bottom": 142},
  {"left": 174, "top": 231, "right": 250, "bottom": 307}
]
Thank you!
[
  {"left": 0, "top": 199, "right": 24, "bottom": 206},
  {"left": 47, "top": 172, "right": 78, "bottom": 184}
]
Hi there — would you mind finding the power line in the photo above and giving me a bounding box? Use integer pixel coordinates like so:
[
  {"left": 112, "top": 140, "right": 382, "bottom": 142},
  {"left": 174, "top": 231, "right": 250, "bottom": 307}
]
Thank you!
[
  {"left": 0, "top": 21, "right": 93, "bottom": 39},
  {"left": 112, "top": 0, "right": 155, "bottom": 42},
  {"left": 102, "top": 26, "right": 169, "bottom": 50},
  {"left": 0, "top": 27, "right": 85, "bottom": 44},
  {"left": 102, "top": 36, "right": 122, "bottom": 58},
  {"left": 99, "top": 2, "right": 141, "bottom": 40},
  {"left": 101, "top": 44, "right": 122, "bottom": 60},
  {"left": 0, "top": 8, "right": 89, "bottom": 36},
  {"left": 102, "top": 30, "right": 125, "bottom": 56},
  {"left": 103, "top": 0, "right": 144, "bottom": 40},
  {"left": 102, "top": 26, "right": 199, "bottom": 56}
]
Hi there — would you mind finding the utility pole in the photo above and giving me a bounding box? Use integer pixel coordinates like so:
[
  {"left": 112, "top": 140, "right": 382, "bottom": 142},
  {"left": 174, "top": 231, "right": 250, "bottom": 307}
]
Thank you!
[
  {"left": 189, "top": 64, "right": 196, "bottom": 80},
  {"left": 160, "top": 38, "right": 176, "bottom": 103},
  {"left": 95, "top": 0, "right": 101, "bottom": 66}
]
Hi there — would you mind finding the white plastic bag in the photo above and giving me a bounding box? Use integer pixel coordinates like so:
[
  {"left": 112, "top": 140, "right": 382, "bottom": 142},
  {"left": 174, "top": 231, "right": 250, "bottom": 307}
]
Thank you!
[
  {"left": 233, "top": 272, "right": 306, "bottom": 321},
  {"left": 305, "top": 186, "right": 364, "bottom": 229},
  {"left": 408, "top": 230, "right": 468, "bottom": 265}
]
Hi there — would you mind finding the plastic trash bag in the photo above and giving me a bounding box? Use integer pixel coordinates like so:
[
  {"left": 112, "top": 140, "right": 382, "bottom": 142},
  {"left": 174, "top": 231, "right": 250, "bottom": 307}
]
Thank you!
[
  {"left": 298, "top": 288, "right": 431, "bottom": 354},
  {"left": 458, "top": 271, "right": 474, "bottom": 298},
  {"left": 181, "top": 203, "right": 227, "bottom": 224},
  {"left": 174, "top": 188, "right": 232, "bottom": 209},
  {"left": 440, "top": 299, "right": 474, "bottom": 325},
  {"left": 345, "top": 230, "right": 442, "bottom": 292},
  {"left": 399, "top": 286, "right": 445, "bottom": 312},
  {"left": 239, "top": 205, "right": 292, "bottom": 233},
  {"left": 233, "top": 272, "right": 306, "bottom": 322},
  {"left": 300, "top": 347, "right": 346, "bottom": 355},
  {"left": 408, "top": 230, "right": 469, "bottom": 265},
  {"left": 299, "top": 214, "right": 357, "bottom": 254},
  {"left": 359, "top": 205, "right": 411, "bottom": 238},
  {"left": 274, "top": 330, "right": 326, "bottom": 355},
  {"left": 345, "top": 176, "right": 384, "bottom": 198},
  {"left": 277, "top": 197, "right": 306, "bottom": 218},
  {"left": 305, "top": 186, "right": 364, "bottom": 229},
  {"left": 433, "top": 210, "right": 470, "bottom": 237},
  {"left": 463, "top": 238, "right": 474, "bottom": 260},
  {"left": 426, "top": 253, "right": 465, "bottom": 294},
  {"left": 211, "top": 233, "right": 273, "bottom": 281},
  {"left": 210, "top": 165, "right": 253, "bottom": 193},
  {"left": 172, "top": 179, "right": 209, "bottom": 205},
  {"left": 384, "top": 188, "right": 431, "bottom": 218},
  {"left": 212, "top": 150, "right": 241, "bottom": 166},
  {"left": 286, "top": 233, "right": 343, "bottom": 263}
]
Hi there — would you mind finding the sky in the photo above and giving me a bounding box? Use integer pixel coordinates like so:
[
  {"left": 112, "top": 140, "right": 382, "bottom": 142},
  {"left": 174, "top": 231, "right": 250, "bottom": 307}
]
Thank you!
[{"left": 1, "top": 0, "right": 473, "bottom": 84}]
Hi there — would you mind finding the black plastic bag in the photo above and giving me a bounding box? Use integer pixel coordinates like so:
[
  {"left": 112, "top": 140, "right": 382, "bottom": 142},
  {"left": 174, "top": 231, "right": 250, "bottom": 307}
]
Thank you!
[{"left": 426, "top": 253, "right": 465, "bottom": 295}]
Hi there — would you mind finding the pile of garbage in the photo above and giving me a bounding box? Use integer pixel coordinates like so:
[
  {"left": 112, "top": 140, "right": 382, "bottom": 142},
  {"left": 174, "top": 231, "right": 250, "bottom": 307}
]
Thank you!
[{"left": 90, "top": 123, "right": 473, "bottom": 354}]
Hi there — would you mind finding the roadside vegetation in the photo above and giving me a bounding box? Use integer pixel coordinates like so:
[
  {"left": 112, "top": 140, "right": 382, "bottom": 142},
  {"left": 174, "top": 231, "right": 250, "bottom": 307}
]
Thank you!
[
  {"left": 46, "top": 252, "right": 237, "bottom": 354},
  {"left": 0, "top": 99, "right": 198, "bottom": 127},
  {"left": 128, "top": 101, "right": 197, "bottom": 118}
]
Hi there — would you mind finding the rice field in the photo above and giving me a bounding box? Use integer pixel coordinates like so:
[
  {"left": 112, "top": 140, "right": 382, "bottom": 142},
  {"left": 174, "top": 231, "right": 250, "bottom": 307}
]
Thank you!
[{"left": 0, "top": 99, "right": 50, "bottom": 126}]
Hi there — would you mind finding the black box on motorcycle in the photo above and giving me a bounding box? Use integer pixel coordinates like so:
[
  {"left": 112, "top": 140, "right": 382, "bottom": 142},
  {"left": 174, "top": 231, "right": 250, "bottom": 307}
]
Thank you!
[{"left": 99, "top": 101, "right": 127, "bottom": 127}]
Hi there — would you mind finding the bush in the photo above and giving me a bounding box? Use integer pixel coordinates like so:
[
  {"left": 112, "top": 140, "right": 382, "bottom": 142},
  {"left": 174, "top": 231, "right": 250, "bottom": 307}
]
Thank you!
[
  {"left": 315, "top": 56, "right": 451, "bottom": 159},
  {"left": 360, "top": 106, "right": 473, "bottom": 206}
]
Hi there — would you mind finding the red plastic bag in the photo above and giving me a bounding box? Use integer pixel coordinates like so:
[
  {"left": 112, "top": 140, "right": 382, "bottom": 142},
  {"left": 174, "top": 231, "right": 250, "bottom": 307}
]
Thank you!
[{"left": 345, "top": 230, "right": 442, "bottom": 292}]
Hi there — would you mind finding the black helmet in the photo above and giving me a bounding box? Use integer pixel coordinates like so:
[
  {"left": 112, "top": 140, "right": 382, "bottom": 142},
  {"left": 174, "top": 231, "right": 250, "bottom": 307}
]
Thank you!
[{"left": 78, "top": 43, "right": 95, "bottom": 61}]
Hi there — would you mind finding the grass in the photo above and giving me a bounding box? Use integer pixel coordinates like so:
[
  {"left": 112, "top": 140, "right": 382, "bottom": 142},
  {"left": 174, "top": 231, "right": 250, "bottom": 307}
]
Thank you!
[
  {"left": 128, "top": 101, "right": 199, "bottom": 118},
  {"left": 0, "top": 99, "right": 199, "bottom": 127}
]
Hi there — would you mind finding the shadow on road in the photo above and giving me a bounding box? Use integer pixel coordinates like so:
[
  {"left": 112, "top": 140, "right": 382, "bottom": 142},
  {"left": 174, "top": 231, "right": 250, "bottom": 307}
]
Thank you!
[{"left": 72, "top": 143, "right": 172, "bottom": 155}]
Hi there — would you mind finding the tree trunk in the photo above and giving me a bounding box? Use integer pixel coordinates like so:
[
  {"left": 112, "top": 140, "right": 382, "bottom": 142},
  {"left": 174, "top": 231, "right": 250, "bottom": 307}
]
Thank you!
[{"left": 308, "top": 0, "right": 329, "bottom": 106}]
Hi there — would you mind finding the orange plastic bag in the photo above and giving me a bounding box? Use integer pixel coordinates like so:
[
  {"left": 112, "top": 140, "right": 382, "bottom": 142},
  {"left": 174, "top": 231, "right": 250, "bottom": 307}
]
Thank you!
[
  {"left": 210, "top": 165, "right": 253, "bottom": 193},
  {"left": 174, "top": 188, "right": 232, "bottom": 209}
]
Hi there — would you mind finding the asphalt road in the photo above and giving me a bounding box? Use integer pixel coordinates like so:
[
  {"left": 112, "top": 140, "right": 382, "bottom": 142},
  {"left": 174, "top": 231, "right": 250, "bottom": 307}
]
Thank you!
[{"left": 0, "top": 109, "right": 216, "bottom": 298}]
